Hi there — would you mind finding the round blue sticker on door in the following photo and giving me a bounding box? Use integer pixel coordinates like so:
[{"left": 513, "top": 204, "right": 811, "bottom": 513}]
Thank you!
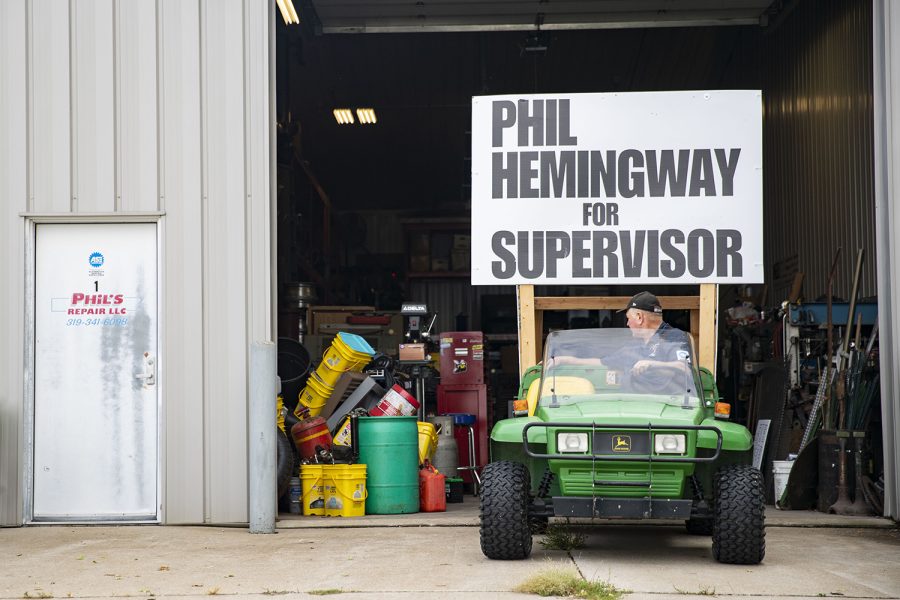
[{"left": 88, "top": 252, "right": 104, "bottom": 268}]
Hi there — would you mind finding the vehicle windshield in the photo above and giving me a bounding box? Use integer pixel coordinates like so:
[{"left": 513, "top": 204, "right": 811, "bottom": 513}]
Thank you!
[{"left": 539, "top": 327, "right": 702, "bottom": 408}]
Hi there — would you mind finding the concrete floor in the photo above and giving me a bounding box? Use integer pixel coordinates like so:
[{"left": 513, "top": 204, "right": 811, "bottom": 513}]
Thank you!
[{"left": 2, "top": 499, "right": 897, "bottom": 600}]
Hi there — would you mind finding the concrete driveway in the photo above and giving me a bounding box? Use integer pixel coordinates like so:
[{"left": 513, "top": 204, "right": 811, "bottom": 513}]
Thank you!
[{"left": 2, "top": 501, "right": 897, "bottom": 600}]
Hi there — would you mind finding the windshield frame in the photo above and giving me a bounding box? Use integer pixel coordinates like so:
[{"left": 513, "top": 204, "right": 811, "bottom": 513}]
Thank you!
[{"left": 538, "top": 327, "right": 704, "bottom": 409}]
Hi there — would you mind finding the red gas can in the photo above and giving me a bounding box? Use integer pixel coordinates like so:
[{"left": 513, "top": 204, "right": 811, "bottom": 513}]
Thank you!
[
  {"left": 290, "top": 416, "right": 332, "bottom": 461},
  {"left": 419, "top": 462, "right": 447, "bottom": 512}
]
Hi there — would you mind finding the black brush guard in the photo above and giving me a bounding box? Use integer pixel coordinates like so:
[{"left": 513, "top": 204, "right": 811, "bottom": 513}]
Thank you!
[{"left": 522, "top": 421, "right": 723, "bottom": 519}]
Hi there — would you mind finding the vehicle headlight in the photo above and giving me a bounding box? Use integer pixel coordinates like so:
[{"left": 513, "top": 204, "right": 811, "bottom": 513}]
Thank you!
[
  {"left": 557, "top": 432, "right": 588, "bottom": 453},
  {"left": 654, "top": 433, "right": 686, "bottom": 454}
]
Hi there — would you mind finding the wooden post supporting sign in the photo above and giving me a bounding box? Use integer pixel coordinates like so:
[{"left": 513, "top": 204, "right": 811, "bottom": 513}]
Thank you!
[{"left": 516, "top": 284, "right": 717, "bottom": 377}]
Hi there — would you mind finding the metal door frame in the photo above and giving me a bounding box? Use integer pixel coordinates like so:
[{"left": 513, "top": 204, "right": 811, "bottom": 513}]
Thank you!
[{"left": 23, "top": 213, "right": 165, "bottom": 524}]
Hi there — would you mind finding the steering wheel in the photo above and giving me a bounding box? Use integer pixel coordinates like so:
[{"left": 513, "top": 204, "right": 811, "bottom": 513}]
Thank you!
[{"left": 629, "top": 363, "right": 684, "bottom": 395}]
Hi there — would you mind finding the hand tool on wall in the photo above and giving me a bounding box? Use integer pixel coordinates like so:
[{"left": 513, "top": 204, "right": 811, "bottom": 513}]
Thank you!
[{"left": 824, "top": 247, "right": 840, "bottom": 430}]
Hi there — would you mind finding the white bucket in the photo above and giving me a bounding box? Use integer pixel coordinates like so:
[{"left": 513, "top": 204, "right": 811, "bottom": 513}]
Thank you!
[{"left": 772, "top": 460, "right": 794, "bottom": 508}]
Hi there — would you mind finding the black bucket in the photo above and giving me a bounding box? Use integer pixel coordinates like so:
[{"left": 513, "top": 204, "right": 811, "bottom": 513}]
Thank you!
[{"left": 278, "top": 337, "right": 311, "bottom": 412}]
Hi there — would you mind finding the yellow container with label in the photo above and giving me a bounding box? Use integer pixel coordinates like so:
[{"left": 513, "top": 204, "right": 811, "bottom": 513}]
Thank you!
[
  {"left": 300, "top": 464, "right": 325, "bottom": 516},
  {"left": 333, "top": 416, "right": 352, "bottom": 446},
  {"left": 323, "top": 464, "right": 367, "bottom": 517}
]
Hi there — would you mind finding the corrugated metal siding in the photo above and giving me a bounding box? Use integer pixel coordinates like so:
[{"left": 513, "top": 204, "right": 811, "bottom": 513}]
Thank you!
[
  {"left": 408, "top": 280, "right": 513, "bottom": 335},
  {"left": 763, "top": 0, "right": 875, "bottom": 302},
  {"left": 0, "top": 0, "right": 273, "bottom": 526},
  {"left": 873, "top": 0, "right": 899, "bottom": 520},
  {"left": 159, "top": 0, "right": 205, "bottom": 523},
  {"left": 0, "top": 0, "right": 28, "bottom": 528}
]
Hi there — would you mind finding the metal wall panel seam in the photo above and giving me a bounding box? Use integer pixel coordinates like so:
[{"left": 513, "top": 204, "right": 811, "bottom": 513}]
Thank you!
[
  {"left": 243, "top": 0, "right": 250, "bottom": 370},
  {"left": 198, "top": 0, "right": 211, "bottom": 524},
  {"left": 26, "top": 0, "right": 33, "bottom": 213},
  {"left": 69, "top": 0, "right": 76, "bottom": 212},
  {"left": 155, "top": 0, "right": 165, "bottom": 523},
  {"left": 268, "top": 0, "right": 278, "bottom": 346},
  {"left": 888, "top": 0, "right": 900, "bottom": 521},
  {"left": 157, "top": 0, "right": 164, "bottom": 212},
  {"left": 242, "top": 0, "right": 252, "bottom": 520},
  {"left": 0, "top": 0, "right": 28, "bottom": 526},
  {"left": 873, "top": 0, "right": 898, "bottom": 519},
  {"left": 113, "top": 0, "right": 120, "bottom": 212}
]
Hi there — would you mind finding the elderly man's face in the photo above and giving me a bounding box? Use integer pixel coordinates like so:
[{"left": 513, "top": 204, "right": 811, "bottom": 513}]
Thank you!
[{"left": 626, "top": 309, "right": 654, "bottom": 339}]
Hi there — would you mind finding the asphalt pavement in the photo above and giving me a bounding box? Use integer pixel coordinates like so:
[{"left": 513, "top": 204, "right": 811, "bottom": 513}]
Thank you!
[{"left": 2, "top": 498, "right": 897, "bottom": 600}]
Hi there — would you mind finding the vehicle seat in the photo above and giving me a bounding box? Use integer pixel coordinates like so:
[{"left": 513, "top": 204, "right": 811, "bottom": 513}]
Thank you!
[{"left": 525, "top": 376, "right": 595, "bottom": 416}]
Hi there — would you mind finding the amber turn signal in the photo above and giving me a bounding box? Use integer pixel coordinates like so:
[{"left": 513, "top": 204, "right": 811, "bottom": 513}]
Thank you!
[
  {"left": 714, "top": 402, "right": 731, "bottom": 419},
  {"left": 513, "top": 399, "right": 528, "bottom": 412}
]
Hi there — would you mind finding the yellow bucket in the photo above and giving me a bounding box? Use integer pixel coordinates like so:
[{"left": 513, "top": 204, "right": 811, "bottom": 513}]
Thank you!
[
  {"left": 313, "top": 361, "right": 344, "bottom": 387},
  {"left": 300, "top": 464, "right": 325, "bottom": 516},
  {"left": 295, "top": 372, "right": 334, "bottom": 417},
  {"left": 417, "top": 421, "right": 438, "bottom": 465},
  {"left": 276, "top": 396, "right": 285, "bottom": 433},
  {"left": 321, "top": 343, "right": 361, "bottom": 374},
  {"left": 333, "top": 333, "right": 374, "bottom": 370},
  {"left": 323, "top": 464, "right": 367, "bottom": 517}
]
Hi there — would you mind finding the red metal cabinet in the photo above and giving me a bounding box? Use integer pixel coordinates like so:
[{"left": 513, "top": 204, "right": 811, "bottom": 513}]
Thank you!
[
  {"left": 438, "top": 331, "right": 484, "bottom": 385},
  {"left": 436, "top": 383, "right": 489, "bottom": 484}
]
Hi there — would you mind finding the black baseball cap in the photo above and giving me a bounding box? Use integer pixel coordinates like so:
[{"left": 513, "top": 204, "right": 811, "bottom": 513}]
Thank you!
[{"left": 619, "top": 291, "right": 663, "bottom": 314}]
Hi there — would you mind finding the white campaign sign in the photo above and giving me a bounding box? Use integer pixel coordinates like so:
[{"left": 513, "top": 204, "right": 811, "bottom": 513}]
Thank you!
[
  {"left": 471, "top": 91, "right": 763, "bottom": 285},
  {"left": 33, "top": 223, "right": 158, "bottom": 520}
]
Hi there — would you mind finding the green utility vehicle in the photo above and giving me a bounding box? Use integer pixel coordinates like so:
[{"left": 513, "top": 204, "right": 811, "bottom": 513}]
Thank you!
[{"left": 480, "top": 328, "right": 765, "bottom": 564}]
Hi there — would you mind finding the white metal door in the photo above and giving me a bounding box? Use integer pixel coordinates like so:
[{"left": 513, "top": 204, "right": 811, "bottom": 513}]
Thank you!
[{"left": 33, "top": 223, "right": 158, "bottom": 521}]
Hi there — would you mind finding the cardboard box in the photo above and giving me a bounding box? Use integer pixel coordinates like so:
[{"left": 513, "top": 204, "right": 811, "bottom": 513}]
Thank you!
[
  {"left": 409, "top": 232, "right": 430, "bottom": 254},
  {"left": 399, "top": 343, "right": 426, "bottom": 361},
  {"left": 310, "top": 306, "right": 375, "bottom": 334},
  {"left": 453, "top": 234, "right": 471, "bottom": 250},
  {"left": 451, "top": 250, "right": 470, "bottom": 272},
  {"left": 431, "top": 258, "right": 449, "bottom": 272},
  {"left": 410, "top": 254, "right": 430, "bottom": 273}
]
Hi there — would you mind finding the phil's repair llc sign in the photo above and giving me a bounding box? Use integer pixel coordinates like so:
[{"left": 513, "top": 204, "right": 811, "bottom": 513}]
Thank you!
[{"left": 470, "top": 91, "right": 763, "bottom": 285}]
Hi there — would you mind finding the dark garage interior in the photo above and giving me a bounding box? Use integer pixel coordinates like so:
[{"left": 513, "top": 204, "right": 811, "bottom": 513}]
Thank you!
[{"left": 270, "top": 0, "right": 884, "bottom": 519}]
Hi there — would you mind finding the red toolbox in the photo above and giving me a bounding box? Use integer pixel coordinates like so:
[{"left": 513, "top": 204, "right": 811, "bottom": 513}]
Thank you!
[{"left": 438, "top": 331, "right": 484, "bottom": 385}]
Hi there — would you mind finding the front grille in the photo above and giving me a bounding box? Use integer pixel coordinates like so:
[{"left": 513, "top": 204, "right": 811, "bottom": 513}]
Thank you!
[{"left": 556, "top": 464, "right": 687, "bottom": 498}]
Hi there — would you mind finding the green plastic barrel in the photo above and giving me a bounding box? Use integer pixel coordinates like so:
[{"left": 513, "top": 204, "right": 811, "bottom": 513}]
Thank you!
[{"left": 357, "top": 416, "right": 419, "bottom": 514}]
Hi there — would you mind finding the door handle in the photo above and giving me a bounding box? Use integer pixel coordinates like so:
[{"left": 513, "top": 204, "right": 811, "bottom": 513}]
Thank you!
[{"left": 135, "top": 352, "right": 156, "bottom": 387}]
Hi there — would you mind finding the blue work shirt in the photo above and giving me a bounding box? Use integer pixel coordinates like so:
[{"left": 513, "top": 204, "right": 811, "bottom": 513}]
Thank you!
[{"left": 604, "top": 322, "right": 692, "bottom": 371}]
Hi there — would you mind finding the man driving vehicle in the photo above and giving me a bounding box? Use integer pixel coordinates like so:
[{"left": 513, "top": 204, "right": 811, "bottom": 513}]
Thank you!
[
  {"left": 553, "top": 291, "right": 693, "bottom": 385},
  {"left": 616, "top": 291, "right": 692, "bottom": 376}
]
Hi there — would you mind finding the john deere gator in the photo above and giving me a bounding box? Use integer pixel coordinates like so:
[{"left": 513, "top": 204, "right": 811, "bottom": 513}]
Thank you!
[{"left": 479, "top": 327, "right": 765, "bottom": 565}]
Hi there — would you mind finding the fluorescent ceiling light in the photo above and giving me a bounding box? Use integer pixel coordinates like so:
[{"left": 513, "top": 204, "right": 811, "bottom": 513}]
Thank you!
[
  {"left": 333, "top": 108, "right": 355, "bottom": 125},
  {"left": 285, "top": 0, "right": 300, "bottom": 24},
  {"left": 356, "top": 108, "right": 377, "bottom": 124},
  {"left": 277, "top": 0, "right": 299, "bottom": 25}
]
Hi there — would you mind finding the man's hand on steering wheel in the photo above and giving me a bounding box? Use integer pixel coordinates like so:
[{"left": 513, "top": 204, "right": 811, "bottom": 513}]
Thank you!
[
  {"left": 631, "top": 360, "right": 656, "bottom": 375},
  {"left": 630, "top": 360, "right": 684, "bottom": 394}
]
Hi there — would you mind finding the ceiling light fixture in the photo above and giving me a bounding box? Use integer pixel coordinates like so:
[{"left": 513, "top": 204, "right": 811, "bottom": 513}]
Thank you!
[
  {"left": 356, "top": 108, "right": 377, "bottom": 124},
  {"left": 333, "top": 108, "right": 355, "bottom": 125},
  {"left": 276, "top": 0, "right": 299, "bottom": 25}
]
